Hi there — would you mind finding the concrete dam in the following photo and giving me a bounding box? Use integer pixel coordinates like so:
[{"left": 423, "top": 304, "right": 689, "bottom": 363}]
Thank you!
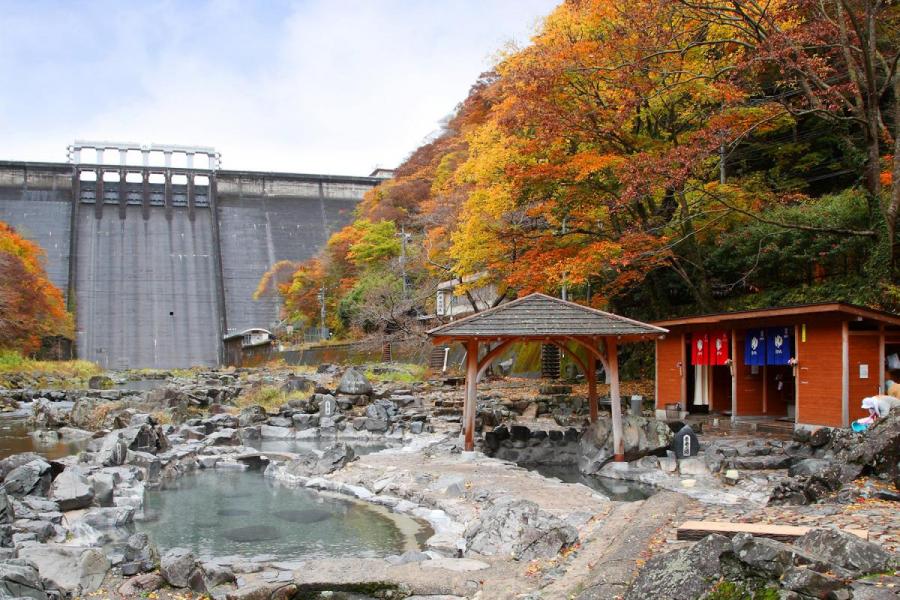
[{"left": 0, "top": 142, "right": 383, "bottom": 369}]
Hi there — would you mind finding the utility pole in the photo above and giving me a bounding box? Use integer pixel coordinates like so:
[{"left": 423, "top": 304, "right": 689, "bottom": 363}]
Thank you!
[
  {"left": 318, "top": 286, "right": 326, "bottom": 341},
  {"left": 397, "top": 226, "right": 412, "bottom": 300}
]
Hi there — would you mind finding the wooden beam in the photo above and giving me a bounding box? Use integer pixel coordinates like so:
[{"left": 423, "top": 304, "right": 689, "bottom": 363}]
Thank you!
[
  {"left": 676, "top": 521, "right": 868, "bottom": 542},
  {"left": 587, "top": 351, "right": 598, "bottom": 423},
  {"left": 464, "top": 339, "right": 478, "bottom": 452},
  {"left": 607, "top": 337, "right": 624, "bottom": 461},
  {"left": 476, "top": 338, "right": 517, "bottom": 379}
]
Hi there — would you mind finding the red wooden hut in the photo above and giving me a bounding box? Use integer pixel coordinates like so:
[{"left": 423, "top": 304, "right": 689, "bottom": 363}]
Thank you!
[{"left": 652, "top": 303, "right": 900, "bottom": 429}]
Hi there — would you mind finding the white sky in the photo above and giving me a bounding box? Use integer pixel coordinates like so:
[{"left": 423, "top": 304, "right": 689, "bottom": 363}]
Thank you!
[{"left": 0, "top": 1, "right": 557, "bottom": 175}]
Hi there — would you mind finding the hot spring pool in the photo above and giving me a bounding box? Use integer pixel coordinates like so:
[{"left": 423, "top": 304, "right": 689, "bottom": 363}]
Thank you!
[{"left": 135, "top": 469, "right": 431, "bottom": 560}]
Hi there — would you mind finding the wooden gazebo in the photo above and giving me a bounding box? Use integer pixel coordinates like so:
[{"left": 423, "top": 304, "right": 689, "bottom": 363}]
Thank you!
[{"left": 427, "top": 293, "right": 668, "bottom": 457}]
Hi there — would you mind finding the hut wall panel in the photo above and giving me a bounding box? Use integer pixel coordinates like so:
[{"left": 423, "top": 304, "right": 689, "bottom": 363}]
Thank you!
[
  {"left": 849, "top": 335, "right": 880, "bottom": 422},
  {"left": 655, "top": 336, "right": 683, "bottom": 409},
  {"left": 733, "top": 333, "right": 764, "bottom": 415},
  {"left": 796, "top": 321, "right": 843, "bottom": 427}
]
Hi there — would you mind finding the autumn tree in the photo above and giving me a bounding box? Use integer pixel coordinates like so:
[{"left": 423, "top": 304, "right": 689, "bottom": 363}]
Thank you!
[{"left": 0, "top": 222, "right": 73, "bottom": 354}]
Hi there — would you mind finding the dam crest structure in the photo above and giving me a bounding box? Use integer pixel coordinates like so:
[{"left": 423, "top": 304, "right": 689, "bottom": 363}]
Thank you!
[{"left": 0, "top": 141, "right": 387, "bottom": 369}]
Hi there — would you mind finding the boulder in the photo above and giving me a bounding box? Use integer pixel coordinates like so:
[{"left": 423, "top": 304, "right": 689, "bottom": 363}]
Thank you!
[
  {"left": 238, "top": 405, "right": 268, "bottom": 427},
  {"left": 579, "top": 416, "right": 673, "bottom": 474},
  {"left": 18, "top": 545, "right": 109, "bottom": 595},
  {"left": 780, "top": 565, "right": 844, "bottom": 597},
  {"left": 623, "top": 534, "right": 732, "bottom": 600},
  {"left": 838, "top": 410, "right": 900, "bottom": 479},
  {"left": 48, "top": 467, "right": 94, "bottom": 510},
  {"left": 729, "top": 533, "right": 823, "bottom": 577},
  {"left": 0, "top": 493, "right": 14, "bottom": 524},
  {"left": 282, "top": 444, "right": 356, "bottom": 477},
  {"left": 124, "top": 532, "right": 159, "bottom": 572},
  {"left": 0, "top": 453, "right": 42, "bottom": 482},
  {"left": 87, "top": 472, "right": 115, "bottom": 507},
  {"left": 337, "top": 368, "right": 372, "bottom": 396},
  {"left": 464, "top": 498, "right": 577, "bottom": 561},
  {"left": 292, "top": 413, "right": 317, "bottom": 430},
  {"left": 96, "top": 432, "right": 129, "bottom": 466},
  {"left": 0, "top": 559, "right": 48, "bottom": 599},
  {"left": 160, "top": 547, "right": 198, "bottom": 588},
  {"left": 281, "top": 376, "right": 313, "bottom": 394},
  {"left": 201, "top": 562, "right": 236, "bottom": 587},
  {"left": 206, "top": 428, "right": 241, "bottom": 446},
  {"left": 88, "top": 375, "right": 114, "bottom": 390},
  {"left": 80, "top": 506, "right": 134, "bottom": 529},
  {"left": 117, "top": 572, "right": 164, "bottom": 597},
  {"left": 793, "top": 528, "right": 894, "bottom": 576},
  {"left": 1, "top": 459, "right": 52, "bottom": 498}
]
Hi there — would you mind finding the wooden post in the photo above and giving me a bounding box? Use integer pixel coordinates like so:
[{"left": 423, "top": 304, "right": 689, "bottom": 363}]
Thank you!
[
  {"left": 730, "top": 329, "right": 738, "bottom": 423},
  {"left": 587, "top": 350, "right": 598, "bottom": 422},
  {"left": 464, "top": 339, "right": 478, "bottom": 451},
  {"left": 608, "top": 337, "right": 624, "bottom": 461},
  {"left": 879, "top": 325, "right": 886, "bottom": 394},
  {"left": 841, "top": 321, "right": 849, "bottom": 428}
]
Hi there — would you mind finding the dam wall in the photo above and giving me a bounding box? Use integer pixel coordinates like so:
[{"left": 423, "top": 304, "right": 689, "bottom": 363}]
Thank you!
[{"left": 0, "top": 160, "right": 378, "bottom": 368}]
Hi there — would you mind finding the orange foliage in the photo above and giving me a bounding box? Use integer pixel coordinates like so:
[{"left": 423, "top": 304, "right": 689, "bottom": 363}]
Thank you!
[{"left": 0, "top": 221, "right": 73, "bottom": 353}]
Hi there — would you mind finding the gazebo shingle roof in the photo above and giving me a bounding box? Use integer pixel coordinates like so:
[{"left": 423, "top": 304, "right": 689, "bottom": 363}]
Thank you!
[{"left": 427, "top": 293, "right": 667, "bottom": 339}]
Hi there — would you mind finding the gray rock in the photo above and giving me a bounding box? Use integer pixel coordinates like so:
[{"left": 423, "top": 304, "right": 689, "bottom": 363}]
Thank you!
[
  {"left": 385, "top": 550, "right": 430, "bottom": 565},
  {"left": 238, "top": 405, "right": 268, "bottom": 428},
  {"left": 160, "top": 547, "right": 198, "bottom": 588},
  {"left": 0, "top": 493, "right": 14, "bottom": 524},
  {"left": 780, "top": 565, "right": 844, "bottom": 597},
  {"left": 116, "top": 572, "right": 164, "bottom": 597},
  {"left": 729, "top": 455, "right": 792, "bottom": 470},
  {"left": 18, "top": 545, "right": 109, "bottom": 595},
  {"left": 126, "top": 450, "right": 161, "bottom": 481},
  {"left": 282, "top": 444, "right": 356, "bottom": 477},
  {"left": 729, "top": 533, "right": 821, "bottom": 576},
  {"left": 88, "top": 375, "right": 114, "bottom": 389},
  {"left": 364, "top": 418, "right": 388, "bottom": 433},
  {"left": 80, "top": 506, "right": 134, "bottom": 529},
  {"left": 124, "top": 532, "right": 158, "bottom": 572},
  {"left": 0, "top": 559, "right": 48, "bottom": 599},
  {"left": 788, "top": 458, "right": 839, "bottom": 479},
  {"left": 48, "top": 467, "right": 95, "bottom": 510},
  {"left": 464, "top": 498, "right": 577, "bottom": 561},
  {"left": 794, "top": 528, "right": 894, "bottom": 576},
  {"left": 87, "top": 472, "right": 115, "bottom": 507},
  {"left": 579, "top": 415, "right": 673, "bottom": 473},
  {"left": 291, "top": 413, "right": 316, "bottom": 430},
  {"left": 409, "top": 421, "right": 424, "bottom": 434},
  {"left": 266, "top": 416, "right": 293, "bottom": 428},
  {"left": 623, "top": 534, "right": 732, "bottom": 600},
  {"left": 1, "top": 460, "right": 51, "bottom": 498},
  {"left": 206, "top": 428, "right": 241, "bottom": 446},
  {"left": 201, "top": 562, "right": 236, "bottom": 587},
  {"left": 96, "top": 432, "right": 129, "bottom": 466},
  {"left": 337, "top": 368, "right": 372, "bottom": 396},
  {"left": 0, "top": 453, "right": 42, "bottom": 482}
]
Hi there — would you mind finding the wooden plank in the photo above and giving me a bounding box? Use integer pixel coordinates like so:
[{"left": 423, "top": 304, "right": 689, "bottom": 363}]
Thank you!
[{"left": 676, "top": 520, "right": 868, "bottom": 542}]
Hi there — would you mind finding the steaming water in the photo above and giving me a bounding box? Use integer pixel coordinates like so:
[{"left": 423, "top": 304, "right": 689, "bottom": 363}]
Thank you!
[
  {"left": 530, "top": 464, "right": 657, "bottom": 501},
  {"left": 136, "top": 469, "right": 430, "bottom": 560}
]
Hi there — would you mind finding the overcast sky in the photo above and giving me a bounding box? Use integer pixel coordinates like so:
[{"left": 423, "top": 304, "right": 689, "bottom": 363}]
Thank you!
[{"left": 0, "top": 1, "right": 556, "bottom": 175}]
